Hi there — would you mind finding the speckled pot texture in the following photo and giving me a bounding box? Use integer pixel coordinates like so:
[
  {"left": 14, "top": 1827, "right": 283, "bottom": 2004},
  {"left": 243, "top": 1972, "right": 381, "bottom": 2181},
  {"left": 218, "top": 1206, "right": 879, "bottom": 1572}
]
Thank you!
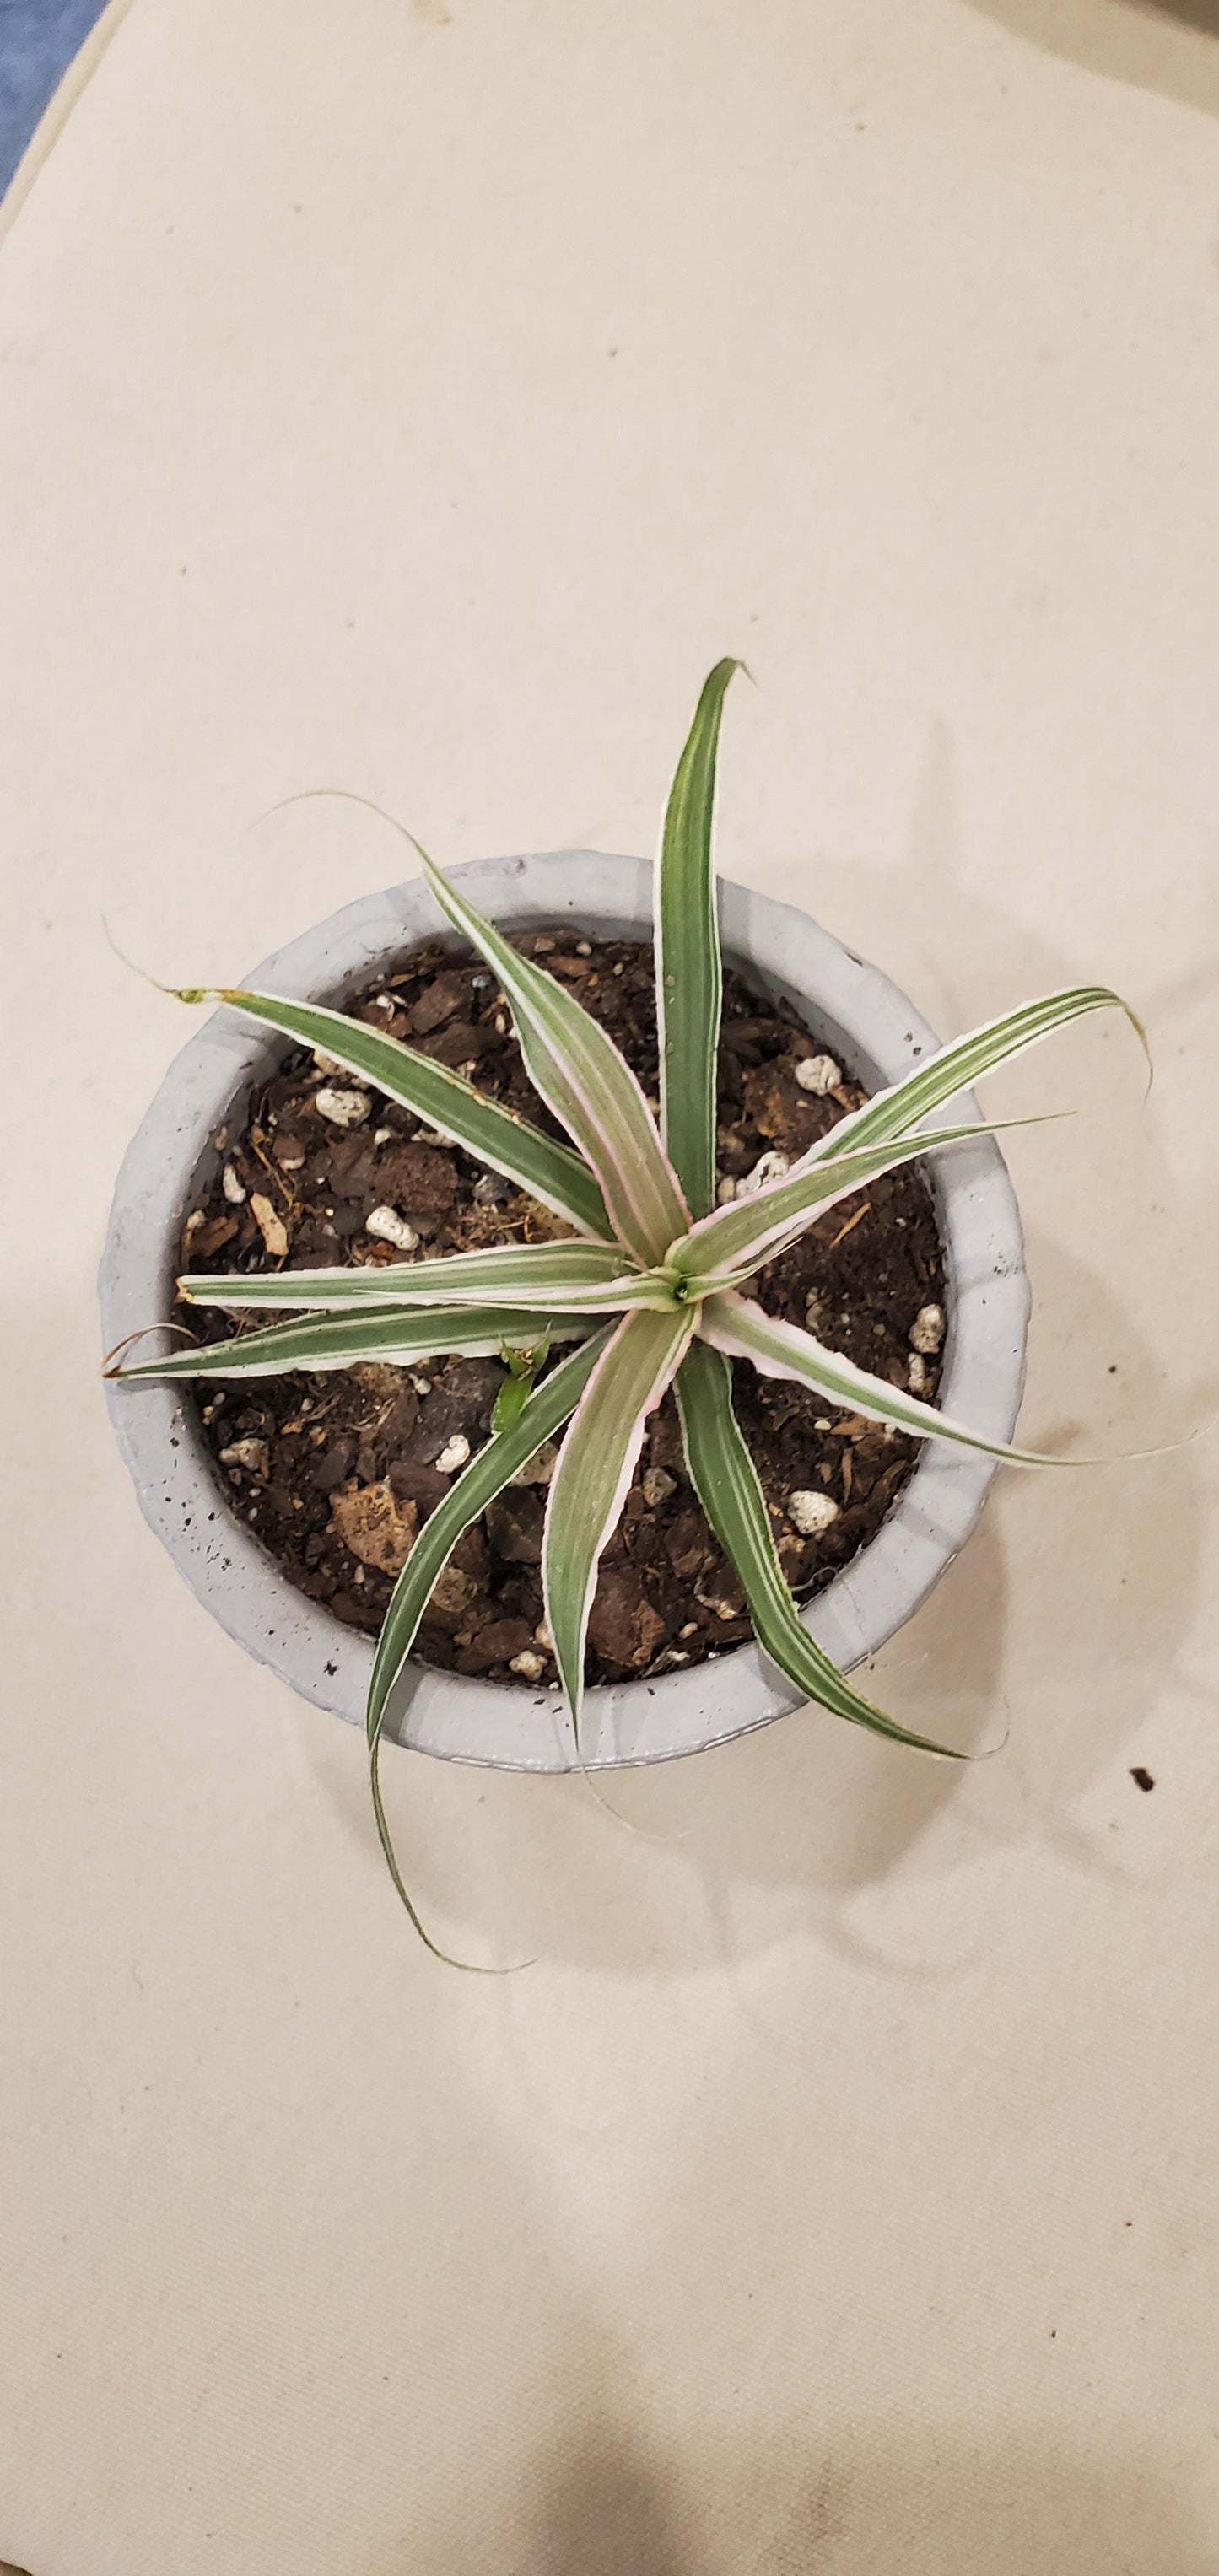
[{"left": 99, "top": 854, "right": 1030, "bottom": 1771}]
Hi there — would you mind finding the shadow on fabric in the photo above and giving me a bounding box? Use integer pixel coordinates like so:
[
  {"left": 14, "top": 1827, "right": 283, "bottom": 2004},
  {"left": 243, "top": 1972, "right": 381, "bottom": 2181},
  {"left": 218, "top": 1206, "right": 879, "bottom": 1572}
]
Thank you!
[
  {"left": 493, "top": 2420, "right": 1214, "bottom": 2574},
  {"left": 962, "top": 0, "right": 1219, "bottom": 115}
]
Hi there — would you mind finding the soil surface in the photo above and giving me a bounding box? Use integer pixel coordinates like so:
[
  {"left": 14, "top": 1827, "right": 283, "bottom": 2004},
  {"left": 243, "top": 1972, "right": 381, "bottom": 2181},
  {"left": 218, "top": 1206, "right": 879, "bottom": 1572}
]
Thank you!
[{"left": 181, "top": 933, "right": 945, "bottom": 1687}]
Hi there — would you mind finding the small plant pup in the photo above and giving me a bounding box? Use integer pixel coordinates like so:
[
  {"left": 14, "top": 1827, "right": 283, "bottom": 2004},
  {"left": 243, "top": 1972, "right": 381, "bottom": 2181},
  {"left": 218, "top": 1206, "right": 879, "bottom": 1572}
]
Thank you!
[{"left": 112, "top": 664, "right": 1142, "bottom": 1958}]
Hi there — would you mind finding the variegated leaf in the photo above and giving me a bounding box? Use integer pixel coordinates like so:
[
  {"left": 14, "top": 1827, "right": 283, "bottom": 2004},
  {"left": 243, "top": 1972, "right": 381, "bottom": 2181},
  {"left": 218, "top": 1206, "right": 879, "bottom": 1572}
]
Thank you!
[
  {"left": 177, "top": 984, "right": 612, "bottom": 1240},
  {"left": 542, "top": 1304, "right": 698, "bottom": 1742},
  {"left": 418, "top": 851, "right": 691, "bottom": 1264},
  {"left": 181, "top": 1238, "right": 665, "bottom": 1314},
  {"left": 675, "top": 1339, "right": 965, "bottom": 1754},
  {"left": 366, "top": 1331, "right": 612, "bottom": 1955},
  {"left": 801, "top": 986, "right": 1140, "bottom": 1168},
  {"left": 655, "top": 660, "right": 741, "bottom": 1218},
  {"left": 670, "top": 1115, "right": 1031, "bottom": 1291},
  {"left": 109, "top": 1305, "right": 594, "bottom": 1382},
  {"left": 698, "top": 1291, "right": 1076, "bottom": 1467}
]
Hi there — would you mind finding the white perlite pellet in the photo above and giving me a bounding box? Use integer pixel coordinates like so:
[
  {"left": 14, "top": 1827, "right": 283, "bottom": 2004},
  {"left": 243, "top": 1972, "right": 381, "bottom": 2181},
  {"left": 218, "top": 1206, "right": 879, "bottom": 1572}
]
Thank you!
[
  {"left": 365, "top": 1205, "right": 419, "bottom": 1252},
  {"left": 716, "top": 1176, "right": 737, "bottom": 1204},
  {"left": 221, "top": 1162, "right": 246, "bottom": 1204},
  {"left": 219, "top": 1437, "right": 270, "bottom": 1479},
  {"left": 434, "top": 1434, "right": 471, "bottom": 1475},
  {"left": 509, "top": 1650, "right": 546, "bottom": 1682},
  {"left": 737, "top": 1149, "right": 790, "bottom": 1197},
  {"left": 795, "top": 1054, "right": 841, "bottom": 1095},
  {"left": 315, "top": 1086, "right": 371, "bottom": 1128},
  {"left": 909, "top": 1302, "right": 946, "bottom": 1355},
  {"left": 786, "top": 1489, "right": 840, "bottom": 1537},
  {"left": 908, "top": 1353, "right": 928, "bottom": 1393}
]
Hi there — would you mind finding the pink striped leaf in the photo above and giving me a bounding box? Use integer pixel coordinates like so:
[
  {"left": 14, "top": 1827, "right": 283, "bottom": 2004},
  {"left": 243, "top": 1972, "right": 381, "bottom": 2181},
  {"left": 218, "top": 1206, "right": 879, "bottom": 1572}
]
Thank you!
[
  {"left": 698, "top": 1291, "right": 1077, "bottom": 1467},
  {"left": 669, "top": 1116, "right": 1028, "bottom": 1291},
  {"left": 186, "top": 986, "right": 612, "bottom": 1239},
  {"left": 181, "top": 1238, "right": 666, "bottom": 1314}
]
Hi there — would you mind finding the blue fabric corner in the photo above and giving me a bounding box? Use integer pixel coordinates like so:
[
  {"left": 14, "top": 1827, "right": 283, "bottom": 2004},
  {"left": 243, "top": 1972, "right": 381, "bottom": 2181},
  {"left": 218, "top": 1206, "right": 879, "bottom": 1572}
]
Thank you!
[{"left": 1, "top": 0, "right": 111, "bottom": 197}]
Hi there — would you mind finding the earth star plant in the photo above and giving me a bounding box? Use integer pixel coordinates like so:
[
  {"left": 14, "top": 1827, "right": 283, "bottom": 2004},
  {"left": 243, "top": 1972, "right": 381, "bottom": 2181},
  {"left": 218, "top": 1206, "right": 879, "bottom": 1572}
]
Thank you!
[{"left": 115, "top": 663, "right": 1133, "bottom": 1956}]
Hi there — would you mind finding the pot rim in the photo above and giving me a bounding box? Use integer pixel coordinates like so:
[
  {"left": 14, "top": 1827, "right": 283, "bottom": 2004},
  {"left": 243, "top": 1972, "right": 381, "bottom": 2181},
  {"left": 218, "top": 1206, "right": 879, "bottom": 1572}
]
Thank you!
[{"left": 99, "top": 853, "right": 1029, "bottom": 1771}]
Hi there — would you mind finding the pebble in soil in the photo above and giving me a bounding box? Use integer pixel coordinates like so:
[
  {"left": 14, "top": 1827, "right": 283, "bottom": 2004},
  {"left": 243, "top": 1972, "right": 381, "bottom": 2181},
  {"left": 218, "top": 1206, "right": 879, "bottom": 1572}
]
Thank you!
[{"left": 182, "top": 934, "right": 945, "bottom": 1689}]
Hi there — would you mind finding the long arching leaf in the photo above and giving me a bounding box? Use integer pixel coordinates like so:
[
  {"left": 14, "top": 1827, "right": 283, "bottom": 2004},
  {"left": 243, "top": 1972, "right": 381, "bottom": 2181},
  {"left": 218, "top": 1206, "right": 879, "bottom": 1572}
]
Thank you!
[
  {"left": 675, "top": 1338, "right": 965, "bottom": 1755},
  {"left": 365, "top": 1331, "right": 612, "bottom": 1951},
  {"left": 542, "top": 1304, "right": 697, "bottom": 1743},
  {"left": 698, "top": 1291, "right": 1077, "bottom": 1466},
  {"left": 655, "top": 660, "right": 741, "bottom": 1218},
  {"left": 110, "top": 1305, "right": 596, "bottom": 1382},
  {"left": 801, "top": 986, "right": 1141, "bottom": 1167},
  {"left": 418, "top": 851, "right": 691, "bottom": 1264},
  {"left": 670, "top": 1115, "right": 1039, "bottom": 1291},
  {"left": 181, "top": 1239, "right": 664, "bottom": 1314},
  {"left": 178, "top": 985, "right": 612, "bottom": 1240}
]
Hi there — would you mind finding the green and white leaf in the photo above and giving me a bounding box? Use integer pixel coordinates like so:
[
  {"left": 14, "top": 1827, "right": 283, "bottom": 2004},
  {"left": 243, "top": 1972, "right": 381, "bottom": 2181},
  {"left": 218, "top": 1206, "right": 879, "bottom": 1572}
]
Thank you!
[
  {"left": 671, "top": 1115, "right": 1033, "bottom": 1291},
  {"left": 655, "top": 659, "right": 740, "bottom": 1219},
  {"left": 542, "top": 1303, "right": 697, "bottom": 1743},
  {"left": 111, "top": 1305, "right": 593, "bottom": 1382},
  {"left": 192, "top": 984, "right": 612, "bottom": 1240},
  {"left": 181, "top": 1238, "right": 666, "bottom": 1314},
  {"left": 366, "top": 1331, "right": 612, "bottom": 1954},
  {"left": 698, "top": 1291, "right": 1078, "bottom": 1467},
  {"left": 418, "top": 849, "right": 691, "bottom": 1265},
  {"left": 802, "top": 987, "right": 1140, "bottom": 1168},
  {"left": 675, "top": 1339, "right": 964, "bottom": 1756}
]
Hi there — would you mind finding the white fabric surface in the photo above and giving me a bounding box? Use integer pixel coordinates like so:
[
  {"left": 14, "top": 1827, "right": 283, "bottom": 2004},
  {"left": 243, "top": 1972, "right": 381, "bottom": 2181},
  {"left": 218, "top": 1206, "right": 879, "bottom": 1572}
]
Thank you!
[{"left": 3, "top": 3, "right": 1218, "bottom": 2569}]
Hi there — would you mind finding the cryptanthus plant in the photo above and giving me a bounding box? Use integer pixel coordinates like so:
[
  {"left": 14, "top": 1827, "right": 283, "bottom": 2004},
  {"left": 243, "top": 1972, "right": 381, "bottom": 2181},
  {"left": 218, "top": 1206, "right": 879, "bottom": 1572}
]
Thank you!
[{"left": 114, "top": 663, "right": 1134, "bottom": 1956}]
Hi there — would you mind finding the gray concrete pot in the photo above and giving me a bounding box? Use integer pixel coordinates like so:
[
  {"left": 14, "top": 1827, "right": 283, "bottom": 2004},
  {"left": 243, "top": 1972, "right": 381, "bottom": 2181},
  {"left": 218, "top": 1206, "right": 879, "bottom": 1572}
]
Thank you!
[{"left": 100, "top": 854, "right": 1029, "bottom": 1771}]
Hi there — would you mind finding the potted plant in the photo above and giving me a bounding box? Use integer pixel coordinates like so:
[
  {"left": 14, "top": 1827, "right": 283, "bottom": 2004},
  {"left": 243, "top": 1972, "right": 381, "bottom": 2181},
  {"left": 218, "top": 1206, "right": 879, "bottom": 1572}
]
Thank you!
[{"left": 101, "top": 664, "right": 1130, "bottom": 1956}]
